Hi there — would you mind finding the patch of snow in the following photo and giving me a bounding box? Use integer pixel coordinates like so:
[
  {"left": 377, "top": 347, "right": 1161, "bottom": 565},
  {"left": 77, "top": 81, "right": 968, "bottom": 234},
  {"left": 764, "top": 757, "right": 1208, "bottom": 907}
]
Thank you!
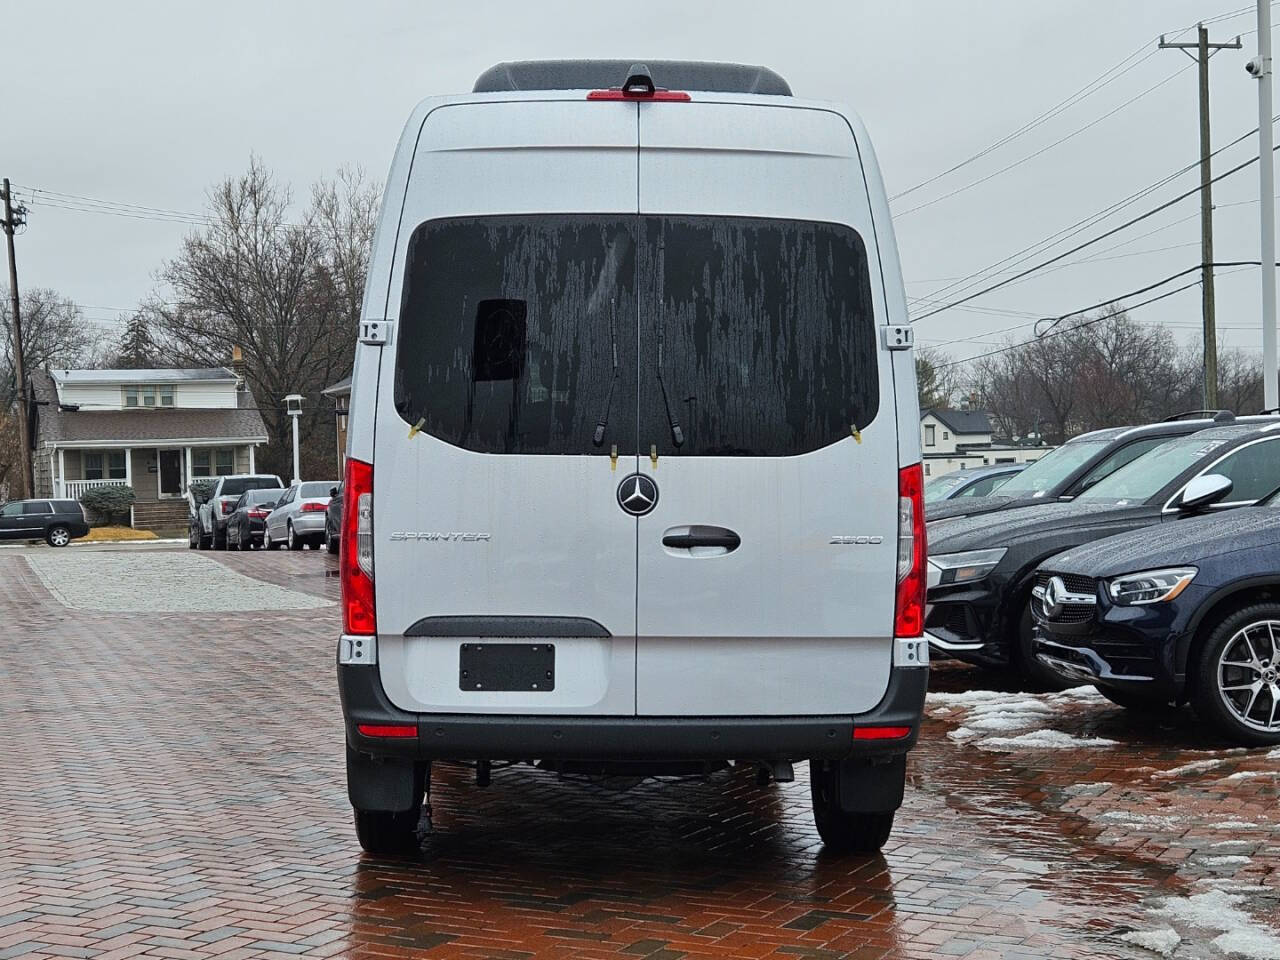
[
  {"left": 1119, "top": 928, "right": 1181, "bottom": 956},
  {"left": 1213, "top": 820, "right": 1259, "bottom": 829},
  {"left": 1223, "top": 770, "right": 1275, "bottom": 780},
  {"left": 978, "top": 730, "right": 1118, "bottom": 750},
  {"left": 947, "top": 726, "right": 978, "bottom": 742},
  {"left": 1200, "top": 854, "right": 1251, "bottom": 866},
  {"left": 1210, "top": 839, "right": 1253, "bottom": 849},
  {"left": 1267, "top": 747, "right": 1280, "bottom": 760},
  {"left": 1154, "top": 890, "right": 1280, "bottom": 960},
  {"left": 1063, "top": 781, "right": 1114, "bottom": 796},
  {"left": 1100, "top": 811, "right": 1180, "bottom": 830},
  {"left": 1153, "top": 758, "right": 1228, "bottom": 778}
]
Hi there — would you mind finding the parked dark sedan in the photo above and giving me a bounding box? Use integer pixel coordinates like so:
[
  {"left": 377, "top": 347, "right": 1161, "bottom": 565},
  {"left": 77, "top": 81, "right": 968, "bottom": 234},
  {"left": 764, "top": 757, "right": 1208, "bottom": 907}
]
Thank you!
[
  {"left": 926, "top": 412, "right": 1254, "bottom": 523},
  {"left": 1033, "top": 494, "right": 1280, "bottom": 746},
  {"left": 226, "top": 489, "right": 281, "bottom": 550},
  {"left": 926, "top": 423, "right": 1280, "bottom": 683},
  {"left": 324, "top": 482, "right": 343, "bottom": 555},
  {"left": 0, "top": 498, "right": 90, "bottom": 547}
]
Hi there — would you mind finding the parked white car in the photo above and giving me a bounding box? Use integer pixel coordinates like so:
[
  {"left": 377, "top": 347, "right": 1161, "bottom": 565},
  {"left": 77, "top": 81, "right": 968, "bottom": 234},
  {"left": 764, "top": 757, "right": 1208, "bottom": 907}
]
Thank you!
[{"left": 263, "top": 481, "right": 336, "bottom": 550}]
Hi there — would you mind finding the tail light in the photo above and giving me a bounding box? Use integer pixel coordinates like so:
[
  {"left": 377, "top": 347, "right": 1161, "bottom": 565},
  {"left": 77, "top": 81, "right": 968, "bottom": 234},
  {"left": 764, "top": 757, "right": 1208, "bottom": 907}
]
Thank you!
[
  {"left": 301, "top": 501, "right": 327, "bottom": 513},
  {"left": 342, "top": 458, "right": 375, "bottom": 635},
  {"left": 854, "top": 725, "right": 912, "bottom": 741},
  {"left": 248, "top": 508, "right": 270, "bottom": 519},
  {"left": 894, "top": 463, "right": 927, "bottom": 637},
  {"left": 220, "top": 500, "right": 236, "bottom": 515}
]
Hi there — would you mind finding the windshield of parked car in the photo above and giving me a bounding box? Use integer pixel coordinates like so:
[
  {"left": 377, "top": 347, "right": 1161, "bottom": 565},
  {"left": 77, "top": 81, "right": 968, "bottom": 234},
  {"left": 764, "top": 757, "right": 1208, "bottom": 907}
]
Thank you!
[
  {"left": 220, "top": 477, "right": 282, "bottom": 497},
  {"left": 994, "top": 439, "right": 1109, "bottom": 497},
  {"left": 924, "top": 473, "right": 970, "bottom": 502},
  {"left": 300, "top": 482, "right": 334, "bottom": 498},
  {"left": 1077, "top": 435, "right": 1228, "bottom": 503}
]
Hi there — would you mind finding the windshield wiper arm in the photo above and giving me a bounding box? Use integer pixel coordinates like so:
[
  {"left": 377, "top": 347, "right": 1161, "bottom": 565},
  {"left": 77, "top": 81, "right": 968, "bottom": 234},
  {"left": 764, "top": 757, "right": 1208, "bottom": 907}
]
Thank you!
[{"left": 592, "top": 298, "right": 619, "bottom": 447}]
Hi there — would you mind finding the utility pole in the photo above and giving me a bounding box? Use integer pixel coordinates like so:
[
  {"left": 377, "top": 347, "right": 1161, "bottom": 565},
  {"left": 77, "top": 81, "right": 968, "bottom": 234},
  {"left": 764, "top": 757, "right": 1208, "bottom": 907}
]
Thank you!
[
  {"left": 1160, "top": 25, "right": 1241, "bottom": 409},
  {"left": 1254, "top": 0, "right": 1278, "bottom": 410},
  {"left": 1, "top": 178, "right": 32, "bottom": 500}
]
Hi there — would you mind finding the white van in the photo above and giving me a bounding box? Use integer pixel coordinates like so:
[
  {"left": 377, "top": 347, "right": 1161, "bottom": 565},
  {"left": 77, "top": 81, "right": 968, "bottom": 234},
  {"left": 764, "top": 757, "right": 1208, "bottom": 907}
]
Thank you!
[{"left": 337, "top": 60, "right": 928, "bottom": 855}]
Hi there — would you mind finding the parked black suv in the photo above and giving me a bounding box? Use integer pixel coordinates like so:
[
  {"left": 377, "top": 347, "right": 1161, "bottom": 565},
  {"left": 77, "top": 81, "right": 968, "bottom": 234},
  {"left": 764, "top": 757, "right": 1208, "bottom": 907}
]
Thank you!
[
  {"left": 926, "top": 423, "right": 1280, "bottom": 683},
  {"left": 0, "top": 499, "right": 90, "bottom": 547},
  {"left": 926, "top": 413, "right": 1248, "bottom": 523},
  {"left": 1033, "top": 493, "right": 1280, "bottom": 746}
]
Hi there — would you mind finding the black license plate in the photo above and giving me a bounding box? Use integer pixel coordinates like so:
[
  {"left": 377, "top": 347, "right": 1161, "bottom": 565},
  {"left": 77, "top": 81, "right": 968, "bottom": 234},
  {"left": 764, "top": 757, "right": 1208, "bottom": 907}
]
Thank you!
[{"left": 459, "top": 643, "right": 555, "bottom": 692}]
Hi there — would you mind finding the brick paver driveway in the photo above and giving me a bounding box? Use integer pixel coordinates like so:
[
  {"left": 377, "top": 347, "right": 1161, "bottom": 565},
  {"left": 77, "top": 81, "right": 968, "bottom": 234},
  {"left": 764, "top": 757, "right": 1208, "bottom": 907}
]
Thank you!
[{"left": 1, "top": 547, "right": 1277, "bottom": 960}]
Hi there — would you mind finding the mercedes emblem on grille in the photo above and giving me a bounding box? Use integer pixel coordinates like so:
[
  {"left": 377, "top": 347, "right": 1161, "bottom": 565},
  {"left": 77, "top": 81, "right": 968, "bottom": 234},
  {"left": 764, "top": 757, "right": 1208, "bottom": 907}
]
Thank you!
[
  {"left": 617, "top": 473, "right": 658, "bottom": 517},
  {"left": 1043, "top": 576, "right": 1067, "bottom": 619}
]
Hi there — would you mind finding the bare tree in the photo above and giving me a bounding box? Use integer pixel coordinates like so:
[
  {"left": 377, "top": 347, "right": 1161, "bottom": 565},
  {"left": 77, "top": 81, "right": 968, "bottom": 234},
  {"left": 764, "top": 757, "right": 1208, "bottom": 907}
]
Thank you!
[
  {"left": 915, "top": 344, "right": 961, "bottom": 411},
  {"left": 2, "top": 288, "right": 101, "bottom": 404},
  {"left": 150, "top": 157, "right": 379, "bottom": 478}
]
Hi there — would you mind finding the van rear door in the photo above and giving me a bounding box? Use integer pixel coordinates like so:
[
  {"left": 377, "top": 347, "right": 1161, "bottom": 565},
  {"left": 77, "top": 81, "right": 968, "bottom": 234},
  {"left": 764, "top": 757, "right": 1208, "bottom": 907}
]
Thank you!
[
  {"left": 634, "top": 102, "right": 900, "bottom": 716},
  {"left": 373, "top": 100, "right": 641, "bottom": 716}
]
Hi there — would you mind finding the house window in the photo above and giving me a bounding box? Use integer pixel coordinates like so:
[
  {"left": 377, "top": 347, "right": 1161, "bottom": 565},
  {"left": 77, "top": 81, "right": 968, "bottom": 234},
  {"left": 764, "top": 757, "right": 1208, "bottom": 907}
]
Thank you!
[
  {"left": 83, "top": 452, "right": 127, "bottom": 480},
  {"left": 84, "top": 453, "right": 103, "bottom": 480},
  {"left": 924, "top": 463, "right": 931, "bottom": 476},
  {"left": 943, "top": 431, "right": 950, "bottom": 440},
  {"left": 123, "top": 384, "right": 175, "bottom": 407},
  {"left": 924, "top": 424, "right": 936, "bottom": 447},
  {"left": 193, "top": 448, "right": 237, "bottom": 477}
]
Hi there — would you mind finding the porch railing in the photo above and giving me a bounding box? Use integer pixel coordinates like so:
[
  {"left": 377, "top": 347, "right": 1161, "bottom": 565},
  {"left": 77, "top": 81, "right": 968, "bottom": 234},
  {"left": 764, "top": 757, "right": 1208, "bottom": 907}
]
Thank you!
[{"left": 63, "top": 478, "right": 130, "bottom": 500}]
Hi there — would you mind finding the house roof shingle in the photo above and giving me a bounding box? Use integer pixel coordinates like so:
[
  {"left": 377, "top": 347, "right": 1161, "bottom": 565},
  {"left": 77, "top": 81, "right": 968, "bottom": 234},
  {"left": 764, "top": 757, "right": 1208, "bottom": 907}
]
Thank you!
[
  {"left": 31, "top": 370, "right": 268, "bottom": 446},
  {"left": 922, "top": 408, "right": 993, "bottom": 435}
]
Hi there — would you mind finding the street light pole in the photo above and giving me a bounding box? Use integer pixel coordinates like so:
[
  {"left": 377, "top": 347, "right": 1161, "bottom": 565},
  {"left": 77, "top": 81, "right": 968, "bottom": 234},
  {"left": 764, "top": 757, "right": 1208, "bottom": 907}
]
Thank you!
[
  {"left": 284, "top": 394, "right": 303, "bottom": 486},
  {"left": 1257, "top": 0, "right": 1278, "bottom": 409}
]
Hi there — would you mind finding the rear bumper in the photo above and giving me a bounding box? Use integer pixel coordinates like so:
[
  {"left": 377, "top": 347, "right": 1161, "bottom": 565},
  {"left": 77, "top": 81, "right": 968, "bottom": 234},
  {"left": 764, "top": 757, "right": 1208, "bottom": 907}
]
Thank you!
[
  {"left": 339, "top": 655, "right": 928, "bottom": 762},
  {"left": 290, "top": 514, "right": 326, "bottom": 534}
]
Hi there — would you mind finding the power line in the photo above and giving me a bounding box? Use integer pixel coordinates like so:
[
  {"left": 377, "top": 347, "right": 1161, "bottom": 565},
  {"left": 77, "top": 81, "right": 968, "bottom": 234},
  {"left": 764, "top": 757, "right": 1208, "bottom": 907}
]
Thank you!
[
  {"left": 894, "top": 63, "right": 1193, "bottom": 218},
  {"left": 912, "top": 146, "right": 1273, "bottom": 322}
]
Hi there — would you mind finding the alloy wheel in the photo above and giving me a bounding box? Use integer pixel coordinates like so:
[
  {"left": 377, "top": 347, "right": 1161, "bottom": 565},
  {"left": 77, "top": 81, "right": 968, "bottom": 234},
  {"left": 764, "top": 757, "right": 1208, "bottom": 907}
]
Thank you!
[{"left": 1217, "top": 619, "right": 1280, "bottom": 733}]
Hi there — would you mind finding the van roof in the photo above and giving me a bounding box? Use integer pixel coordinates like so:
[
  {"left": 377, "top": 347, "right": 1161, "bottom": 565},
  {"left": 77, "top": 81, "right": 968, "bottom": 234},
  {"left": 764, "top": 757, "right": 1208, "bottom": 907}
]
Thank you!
[{"left": 473, "top": 59, "right": 792, "bottom": 96}]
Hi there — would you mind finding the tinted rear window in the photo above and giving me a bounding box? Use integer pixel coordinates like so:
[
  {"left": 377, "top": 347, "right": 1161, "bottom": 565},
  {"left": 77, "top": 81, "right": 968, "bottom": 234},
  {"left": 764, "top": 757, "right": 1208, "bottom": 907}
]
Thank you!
[
  {"left": 221, "top": 478, "right": 281, "bottom": 497},
  {"left": 395, "top": 214, "right": 878, "bottom": 457},
  {"left": 245, "top": 490, "right": 279, "bottom": 505}
]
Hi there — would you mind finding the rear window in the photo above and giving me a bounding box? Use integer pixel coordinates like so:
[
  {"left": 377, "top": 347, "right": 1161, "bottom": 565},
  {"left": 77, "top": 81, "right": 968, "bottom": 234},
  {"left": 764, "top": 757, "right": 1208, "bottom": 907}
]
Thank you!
[
  {"left": 300, "top": 482, "right": 335, "bottom": 498},
  {"left": 245, "top": 489, "right": 279, "bottom": 505},
  {"left": 395, "top": 214, "right": 878, "bottom": 457},
  {"left": 221, "top": 477, "right": 281, "bottom": 497}
]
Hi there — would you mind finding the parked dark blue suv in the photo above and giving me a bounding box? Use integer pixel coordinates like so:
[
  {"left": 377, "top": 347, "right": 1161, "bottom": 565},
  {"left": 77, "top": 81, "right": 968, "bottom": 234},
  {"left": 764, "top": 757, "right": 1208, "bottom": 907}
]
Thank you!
[{"left": 1032, "top": 490, "right": 1280, "bottom": 746}]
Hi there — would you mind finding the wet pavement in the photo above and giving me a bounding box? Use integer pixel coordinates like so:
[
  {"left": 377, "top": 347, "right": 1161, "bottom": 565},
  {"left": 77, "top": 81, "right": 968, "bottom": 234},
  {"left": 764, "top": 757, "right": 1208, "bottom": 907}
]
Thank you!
[{"left": 1, "top": 546, "right": 1277, "bottom": 960}]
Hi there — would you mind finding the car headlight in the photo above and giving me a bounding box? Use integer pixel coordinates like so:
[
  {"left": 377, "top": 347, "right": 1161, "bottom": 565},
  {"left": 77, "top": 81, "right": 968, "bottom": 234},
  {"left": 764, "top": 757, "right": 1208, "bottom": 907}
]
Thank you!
[
  {"left": 1106, "top": 567, "right": 1197, "bottom": 605},
  {"left": 929, "top": 548, "right": 1007, "bottom": 585}
]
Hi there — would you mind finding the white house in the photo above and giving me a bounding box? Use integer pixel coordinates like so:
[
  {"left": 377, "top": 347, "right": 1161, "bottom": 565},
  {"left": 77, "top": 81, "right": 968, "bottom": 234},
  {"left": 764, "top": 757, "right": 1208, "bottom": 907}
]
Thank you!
[
  {"left": 30, "top": 368, "right": 269, "bottom": 530},
  {"left": 920, "top": 408, "right": 1052, "bottom": 477}
]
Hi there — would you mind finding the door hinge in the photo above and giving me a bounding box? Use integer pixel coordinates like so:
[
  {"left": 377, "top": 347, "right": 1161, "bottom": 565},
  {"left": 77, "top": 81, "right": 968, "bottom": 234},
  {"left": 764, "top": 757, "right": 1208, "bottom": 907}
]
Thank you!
[
  {"left": 360, "top": 318, "right": 393, "bottom": 345},
  {"left": 882, "top": 325, "right": 914, "bottom": 351}
]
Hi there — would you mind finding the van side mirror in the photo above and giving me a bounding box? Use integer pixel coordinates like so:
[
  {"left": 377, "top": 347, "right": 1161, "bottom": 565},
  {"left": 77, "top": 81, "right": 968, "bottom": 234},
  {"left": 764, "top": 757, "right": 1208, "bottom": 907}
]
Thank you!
[{"left": 1177, "top": 473, "right": 1233, "bottom": 512}]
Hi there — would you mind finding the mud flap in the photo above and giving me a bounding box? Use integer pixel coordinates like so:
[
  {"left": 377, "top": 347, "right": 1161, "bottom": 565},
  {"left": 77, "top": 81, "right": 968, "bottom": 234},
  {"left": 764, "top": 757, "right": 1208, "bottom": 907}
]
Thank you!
[
  {"left": 835, "top": 754, "right": 906, "bottom": 814},
  {"left": 346, "top": 745, "right": 427, "bottom": 813}
]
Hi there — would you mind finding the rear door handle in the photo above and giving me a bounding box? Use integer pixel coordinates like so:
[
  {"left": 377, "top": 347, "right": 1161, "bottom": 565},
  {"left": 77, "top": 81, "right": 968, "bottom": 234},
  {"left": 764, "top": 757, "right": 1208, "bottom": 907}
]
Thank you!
[{"left": 661, "top": 525, "right": 741, "bottom": 552}]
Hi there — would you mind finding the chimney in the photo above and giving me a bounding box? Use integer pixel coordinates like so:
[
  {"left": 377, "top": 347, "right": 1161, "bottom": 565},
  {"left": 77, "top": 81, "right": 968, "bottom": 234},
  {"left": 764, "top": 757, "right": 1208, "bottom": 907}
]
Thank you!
[{"left": 231, "top": 345, "right": 246, "bottom": 389}]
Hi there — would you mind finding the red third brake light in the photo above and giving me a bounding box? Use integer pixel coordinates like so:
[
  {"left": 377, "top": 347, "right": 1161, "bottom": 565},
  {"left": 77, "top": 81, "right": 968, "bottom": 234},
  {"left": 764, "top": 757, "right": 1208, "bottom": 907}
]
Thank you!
[
  {"left": 342, "top": 457, "right": 375, "bottom": 635},
  {"left": 894, "top": 463, "right": 927, "bottom": 638},
  {"left": 587, "top": 89, "right": 692, "bottom": 102}
]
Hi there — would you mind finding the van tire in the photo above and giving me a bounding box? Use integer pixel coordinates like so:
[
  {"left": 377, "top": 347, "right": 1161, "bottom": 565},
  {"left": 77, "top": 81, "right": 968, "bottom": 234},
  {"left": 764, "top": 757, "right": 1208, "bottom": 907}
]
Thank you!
[
  {"left": 353, "top": 808, "right": 422, "bottom": 857},
  {"left": 809, "top": 762, "right": 896, "bottom": 853}
]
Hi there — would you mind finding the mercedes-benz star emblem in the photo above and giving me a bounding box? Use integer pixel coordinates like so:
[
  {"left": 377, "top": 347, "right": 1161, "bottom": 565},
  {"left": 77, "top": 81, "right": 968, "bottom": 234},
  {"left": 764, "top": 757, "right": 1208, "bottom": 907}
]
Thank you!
[
  {"left": 1044, "top": 576, "right": 1066, "bottom": 619},
  {"left": 617, "top": 473, "right": 658, "bottom": 517}
]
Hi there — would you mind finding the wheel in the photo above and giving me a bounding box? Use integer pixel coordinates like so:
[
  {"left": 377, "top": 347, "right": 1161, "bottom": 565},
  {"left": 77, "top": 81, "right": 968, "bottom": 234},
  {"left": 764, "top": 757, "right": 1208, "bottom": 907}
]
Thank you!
[
  {"left": 1096, "top": 685, "right": 1176, "bottom": 711},
  {"left": 287, "top": 523, "right": 302, "bottom": 551},
  {"left": 46, "top": 526, "right": 71, "bottom": 548},
  {"left": 353, "top": 808, "right": 422, "bottom": 856},
  {"left": 1191, "top": 603, "right": 1280, "bottom": 746},
  {"left": 264, "top": 531, "right": 279, "bottom": 551},
  {"left": 212, "top": 524, "right": 226, "bottom": 550},
  {"left": 238, "top": 528, "right": 251, "bottom": 551},
  {"left": 809, "top": 761, "right": 896, "bottom": 854},
  {"left": 325, "top": 528, "right": 339, "bottom": 555},
  {"left": 1015, "top": 602, "right": 1072, "bottom": 691}
]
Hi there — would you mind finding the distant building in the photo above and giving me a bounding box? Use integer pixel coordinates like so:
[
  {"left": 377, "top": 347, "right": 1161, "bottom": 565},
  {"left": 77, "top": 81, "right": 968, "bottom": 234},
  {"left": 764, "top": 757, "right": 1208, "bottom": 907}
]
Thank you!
[
  {"left": 920, "top": 408, "right": 1053, "bottom": 477},
  {"left": 322, "top": 374, "right": 351, "bottom": 471},
  {"left": 29, "top": 368, "right": 269, "bottom": 530}
]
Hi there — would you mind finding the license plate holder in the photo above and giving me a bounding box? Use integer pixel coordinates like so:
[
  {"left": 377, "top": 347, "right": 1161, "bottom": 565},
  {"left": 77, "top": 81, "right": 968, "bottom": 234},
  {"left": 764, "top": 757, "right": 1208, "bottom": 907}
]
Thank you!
[{"left": 459, "top": 643, "right": 555, "bottom": 692}]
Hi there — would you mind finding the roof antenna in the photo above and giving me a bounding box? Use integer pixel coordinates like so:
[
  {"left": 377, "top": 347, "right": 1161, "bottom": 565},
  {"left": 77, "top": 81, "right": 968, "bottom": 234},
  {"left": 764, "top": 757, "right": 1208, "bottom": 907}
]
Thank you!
[{"left": 623, "top": 63, "right": 655, "bottom": 96}]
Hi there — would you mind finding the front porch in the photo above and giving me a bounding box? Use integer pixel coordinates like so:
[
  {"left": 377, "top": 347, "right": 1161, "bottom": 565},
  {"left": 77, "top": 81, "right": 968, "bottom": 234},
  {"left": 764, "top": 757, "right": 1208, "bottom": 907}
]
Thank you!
[{"left": 50, "top": 444, "right": 258, "bottom": 528}]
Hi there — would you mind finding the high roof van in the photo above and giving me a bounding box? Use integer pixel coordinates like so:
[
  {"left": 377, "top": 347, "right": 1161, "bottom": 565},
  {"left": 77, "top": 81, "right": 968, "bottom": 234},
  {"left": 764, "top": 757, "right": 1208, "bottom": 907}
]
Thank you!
[{"left": 337, "top": 60, "right": 928, "bottom": 855}]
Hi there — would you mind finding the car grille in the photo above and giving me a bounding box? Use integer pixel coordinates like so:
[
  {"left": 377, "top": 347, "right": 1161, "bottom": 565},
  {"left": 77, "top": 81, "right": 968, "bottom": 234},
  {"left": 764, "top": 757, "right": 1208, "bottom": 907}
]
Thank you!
[{"left": 1033, "top": 571, "right": 1098, "bottom": 623}]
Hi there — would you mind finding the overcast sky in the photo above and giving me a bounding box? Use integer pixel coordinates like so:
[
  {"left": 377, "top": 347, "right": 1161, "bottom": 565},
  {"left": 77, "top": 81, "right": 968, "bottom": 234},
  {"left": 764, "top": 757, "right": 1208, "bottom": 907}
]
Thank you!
[{"left": 3, "top": 0, "right": 1277, "bottom": 373}]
